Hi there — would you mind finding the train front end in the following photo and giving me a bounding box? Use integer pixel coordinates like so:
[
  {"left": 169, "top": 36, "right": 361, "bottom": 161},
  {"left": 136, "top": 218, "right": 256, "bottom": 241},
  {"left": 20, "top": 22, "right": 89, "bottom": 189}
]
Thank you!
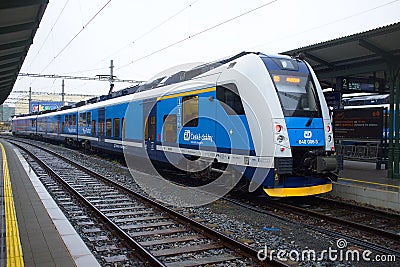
[{"left": 259, "top": 55, "right": 338, "bottom": 196}]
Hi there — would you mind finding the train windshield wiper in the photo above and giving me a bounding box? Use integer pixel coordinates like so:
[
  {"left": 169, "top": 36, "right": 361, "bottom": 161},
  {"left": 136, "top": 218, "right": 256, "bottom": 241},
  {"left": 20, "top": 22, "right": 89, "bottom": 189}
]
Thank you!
[{"left": 305, "top": 117, "right": 313, "bottom": 127}]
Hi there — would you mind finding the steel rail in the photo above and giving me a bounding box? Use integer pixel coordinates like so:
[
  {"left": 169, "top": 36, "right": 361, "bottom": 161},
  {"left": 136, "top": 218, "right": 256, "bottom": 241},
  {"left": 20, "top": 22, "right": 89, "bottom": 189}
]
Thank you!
[
  {"left": 269, "top": 201, "right": 400, "bottom": 241},
  {"left": 221, "top": 195, "right": 400, "bottom": 258},
  {"left": 10, "top": 139, "right": 288, "bottom": 267},
  {"left": 11, "top": 141, "right": 165, "bottom": 267},
  {"left": 313, "top": 196, "right": 400, "bottom": 221}
]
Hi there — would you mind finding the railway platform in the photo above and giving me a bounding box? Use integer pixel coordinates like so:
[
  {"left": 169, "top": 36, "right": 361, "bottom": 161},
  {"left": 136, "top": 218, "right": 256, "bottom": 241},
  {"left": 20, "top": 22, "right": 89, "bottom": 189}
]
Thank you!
[
  {"left": 0, "top": 139, "right": 99, "bottom": 266},
  {"left": 329, "top": 160, "right": 400, "bottom": 211}
]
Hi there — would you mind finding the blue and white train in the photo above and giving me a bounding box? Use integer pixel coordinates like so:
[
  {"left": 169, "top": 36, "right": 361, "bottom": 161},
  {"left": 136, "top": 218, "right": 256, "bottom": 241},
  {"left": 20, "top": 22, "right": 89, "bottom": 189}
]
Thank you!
[{"left": 12, "top": 52, "right": 339, "bottom": 197}]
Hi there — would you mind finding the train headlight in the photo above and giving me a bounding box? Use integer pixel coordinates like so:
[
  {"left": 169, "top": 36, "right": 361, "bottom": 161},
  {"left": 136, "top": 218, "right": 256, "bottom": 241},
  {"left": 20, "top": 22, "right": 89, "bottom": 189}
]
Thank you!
[
  {"left": 327, "top": 134, "right": 332, "bottom": 142},
  {"left": 277, "top": 135, "right": 285, "bottom": 143}
]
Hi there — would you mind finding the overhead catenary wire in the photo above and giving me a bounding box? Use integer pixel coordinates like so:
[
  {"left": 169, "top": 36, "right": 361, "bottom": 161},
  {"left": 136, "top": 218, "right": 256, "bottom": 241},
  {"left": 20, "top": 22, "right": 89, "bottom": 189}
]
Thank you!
[
  {"left": 18, "top": 73, "right": 143, "bottom": 83},
  {"left": 68, "top": 0, "right": 202, "bottom": 76},
  {"left": 106, "top": 0, "right": 202, "bottom": 58},
  {"left": 116, "top": 0, "right": 278, "bottom": 70},
  {"left": 40, "top": 0, "right": 113, "bottom": 74},
  {"left": 253, "top": 0, "right": 400, "bottom": 49},
  {"left": 14, "top": 0, "right": 399, "bottom": 102},
  {"left": 27, "top": 0, "right": 71, "bottom": 69}
]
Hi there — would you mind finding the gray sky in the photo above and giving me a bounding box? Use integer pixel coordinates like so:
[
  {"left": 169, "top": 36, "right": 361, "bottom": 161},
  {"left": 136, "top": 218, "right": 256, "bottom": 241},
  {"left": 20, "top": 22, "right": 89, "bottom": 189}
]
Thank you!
[{"left": 7, "top": 0, "right": 400, "bottom": 105}]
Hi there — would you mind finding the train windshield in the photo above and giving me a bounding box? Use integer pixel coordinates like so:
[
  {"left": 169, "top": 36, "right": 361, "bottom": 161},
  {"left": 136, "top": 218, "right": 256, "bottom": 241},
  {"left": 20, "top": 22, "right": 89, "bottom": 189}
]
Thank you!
[{"left": 270, "top": 71, "right": 321, "bottom": 117}]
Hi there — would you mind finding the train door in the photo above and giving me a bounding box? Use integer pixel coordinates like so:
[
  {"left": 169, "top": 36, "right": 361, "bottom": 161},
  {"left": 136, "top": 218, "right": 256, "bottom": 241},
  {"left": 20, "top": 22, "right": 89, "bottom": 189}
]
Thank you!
[
  {"left": 143, "top": 99, "right": 157, "bottom": 159},
  {"left": 57, "top": 115, "right": 61, "bottom": 136},
  {"left": 61, "top": 115, "right": 65, "bottom": 133},
  {"left": 98, "top": 108, "right": 105, "bottom": 146}
]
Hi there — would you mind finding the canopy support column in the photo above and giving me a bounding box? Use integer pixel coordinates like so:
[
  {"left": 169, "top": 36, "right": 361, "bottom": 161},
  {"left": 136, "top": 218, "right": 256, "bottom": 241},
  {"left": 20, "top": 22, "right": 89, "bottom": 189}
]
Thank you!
[
  {"left": 394, "top": 71, "right": 400, "bottom": 179},
  {"left": 387, "top": 66, "right": 395, "bottom": 179}
]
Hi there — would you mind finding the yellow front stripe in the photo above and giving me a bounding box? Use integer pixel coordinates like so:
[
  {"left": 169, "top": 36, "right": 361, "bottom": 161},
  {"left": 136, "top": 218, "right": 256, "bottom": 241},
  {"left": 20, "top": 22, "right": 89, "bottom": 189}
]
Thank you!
[
  {"left": 1, "top": 143, "right": 24, "bottom": 267},
  {"left": 264, "top": 183, "right": 332, "bottom": 197}
]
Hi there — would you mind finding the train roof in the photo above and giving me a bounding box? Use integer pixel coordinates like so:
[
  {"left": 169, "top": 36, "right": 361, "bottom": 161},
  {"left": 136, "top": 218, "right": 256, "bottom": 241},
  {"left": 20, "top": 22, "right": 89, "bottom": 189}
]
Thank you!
[
  {"left": 12, "top": 114, "right": 37, "bottom": 120},
  {"left": 14, "top": 51, "right": 292, "bottom": 118},
  {"left": 343, "top": 94, "right": 389, "bottom": 106}
]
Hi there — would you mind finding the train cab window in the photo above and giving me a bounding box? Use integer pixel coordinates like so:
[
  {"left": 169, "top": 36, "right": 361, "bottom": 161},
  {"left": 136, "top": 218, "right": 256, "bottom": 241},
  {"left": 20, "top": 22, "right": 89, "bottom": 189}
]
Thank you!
[
  {"left": 269, "top": 71, "right": 321, "bottom": 117},
  {"left": 182, "top": 95, "right": 198, "bottom": 127},
  {"left": 114, "top": 118, "right": 120, "bottom": 138},
  {"left": 216, "top": 84, "right": 245, "bottom": 115},
  {"left": 163, "top": 114, "right": 177, "bottom": 142},
  {"left": 106, "top": 119, "right": 112, "bottom": 137},
  {"left": 91, "top": 120, "right": 96, "bottom": 136}
]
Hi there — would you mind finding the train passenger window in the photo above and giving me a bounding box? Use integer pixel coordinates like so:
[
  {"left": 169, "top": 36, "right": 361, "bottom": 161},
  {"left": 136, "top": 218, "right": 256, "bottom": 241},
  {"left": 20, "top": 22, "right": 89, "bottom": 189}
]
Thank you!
[
  {"left": 72, "top": 114, "right": 77, "bottom": 125},
  {"left": 163, "top": 114, "right": 177, "bottom": 142},
  {"left": 114, "top": 118, "right": 120, "bottom": 138},
  {"left": 150, "top": 116, "right": 156, "bottom": 140},
  {"left": 82, "top": 113, "right": 86, "bottom": 126},
  {"left": 91, "top": 120, "right": 96, "bottom": 136},
  {"left": 65, "top": 116, "right": 69, "bottom": 126},
  {"left": 87, "top": 112, "right": 91, "bottom": 125},
  {"left": 106, "top": 119, "right": 112, "bottom": 137},
  {"left": 182, "top": 95, "right": 198, "bottom": 127},
  {"left": 99, "top": 120, "right": 104, "bottom": 136},
  {"left": 79, "top": 113, "right": 83, "bottom": 126},
  {"left": 122, "top": 118, "right": 125, "bottom": 139},
  {"left": 144, "top": 118, "right": 148, "bottom": 140},
  {"left": 217, "top": 84, "right": 245, "bottom": 115}
]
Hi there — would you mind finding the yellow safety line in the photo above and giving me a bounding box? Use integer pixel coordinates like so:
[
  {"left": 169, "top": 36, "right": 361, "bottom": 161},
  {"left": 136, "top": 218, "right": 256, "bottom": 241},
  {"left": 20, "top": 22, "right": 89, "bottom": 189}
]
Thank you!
[
  {"left": 339, "top": 177, "right": 400, "bottom": 189},
  {"left": 1, "top": 143, "right": 24, "bottom": 267}
]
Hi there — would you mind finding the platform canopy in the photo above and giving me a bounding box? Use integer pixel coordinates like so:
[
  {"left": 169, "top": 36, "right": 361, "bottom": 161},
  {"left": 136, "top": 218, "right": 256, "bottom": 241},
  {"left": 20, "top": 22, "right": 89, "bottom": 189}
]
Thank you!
[
  {"left": 283, "top": 22, "right": 400, "bottom": 89},
  {"left": 0, "top": 0, "right": 48, "bottom": 105},
  {"left": 284, "top": 22, "right": 400, "bottom": 180}
]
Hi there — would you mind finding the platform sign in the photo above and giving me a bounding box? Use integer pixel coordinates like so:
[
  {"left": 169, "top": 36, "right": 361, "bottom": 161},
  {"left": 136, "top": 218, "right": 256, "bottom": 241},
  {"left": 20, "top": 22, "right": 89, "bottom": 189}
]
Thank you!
[
  {"left": 333, "top": 107, "right": 384, "bottom": 140},
  {"left": 336, "top": 77, "right": 382, "bottom": 93}
]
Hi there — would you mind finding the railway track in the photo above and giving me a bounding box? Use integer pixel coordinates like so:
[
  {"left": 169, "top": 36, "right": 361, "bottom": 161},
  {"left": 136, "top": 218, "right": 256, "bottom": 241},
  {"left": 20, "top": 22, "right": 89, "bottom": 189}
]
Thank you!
[
  {"left": 9, "top": 139, "right": 287, "bottom": 267},
  {"left": 276, "top": 196, "right": 400, "bottom": 241},
  {"left": 224, "top": 192, "right": 400, "bottom": 258}
]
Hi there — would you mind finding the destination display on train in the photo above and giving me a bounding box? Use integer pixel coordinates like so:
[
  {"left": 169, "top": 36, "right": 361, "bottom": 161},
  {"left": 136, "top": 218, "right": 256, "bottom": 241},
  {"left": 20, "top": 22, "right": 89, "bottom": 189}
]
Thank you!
[{"left": 333, "top": 107, "right": 384, "bottom": 140}]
